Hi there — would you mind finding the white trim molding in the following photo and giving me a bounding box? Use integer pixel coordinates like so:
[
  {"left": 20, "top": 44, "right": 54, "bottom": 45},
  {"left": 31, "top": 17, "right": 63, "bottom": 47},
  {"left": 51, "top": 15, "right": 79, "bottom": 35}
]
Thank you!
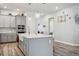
[{"left": 55, "top": 39, "right": 79, "bottom": 46}]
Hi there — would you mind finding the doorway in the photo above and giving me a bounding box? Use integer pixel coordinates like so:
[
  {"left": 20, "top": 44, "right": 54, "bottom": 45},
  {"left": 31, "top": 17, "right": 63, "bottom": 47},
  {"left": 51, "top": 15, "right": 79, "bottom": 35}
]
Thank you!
[{"left": 48, "top": 17, "right": 53, "bottom": 35}]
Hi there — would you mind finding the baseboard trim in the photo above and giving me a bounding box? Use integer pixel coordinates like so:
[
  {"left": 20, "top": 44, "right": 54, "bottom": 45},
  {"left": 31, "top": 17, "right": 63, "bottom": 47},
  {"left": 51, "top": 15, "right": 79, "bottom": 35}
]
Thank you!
[
  {"left": 0, "top": 41, "right": 16, "bottom": 44},
  {"left": 54, "top": 40, "right": 79, "bottom": 46}
]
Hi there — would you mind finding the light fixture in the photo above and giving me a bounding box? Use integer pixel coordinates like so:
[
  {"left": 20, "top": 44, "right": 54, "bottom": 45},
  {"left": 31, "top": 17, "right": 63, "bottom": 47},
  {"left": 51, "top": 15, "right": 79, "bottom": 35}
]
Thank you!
[
  {"left": 28, "top": 17, "right": 31, "bottom": 21},
  {"left": 4, "top": 6, "right": 7, "bottom": 9},
  {"left": 17, "top": 9, "right": 20, "bottom": 11},
  {"left": 56, "top": 6, "right": 58, "bottom": 10},
  {"left": 35, "top": 13, "right": 40, "bottom": 18}
]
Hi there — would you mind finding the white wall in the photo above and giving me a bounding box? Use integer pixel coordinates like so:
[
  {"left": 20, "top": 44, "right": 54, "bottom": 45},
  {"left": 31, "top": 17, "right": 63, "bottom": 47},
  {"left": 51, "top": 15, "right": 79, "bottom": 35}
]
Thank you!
[
  {"left": 37, "top": 15, "right": 52, "bottom": 34},
  {"left": 73, "top": 6, "right": 79, "bottom": 44},
  {"left": 53, "top": 5, "right": 79, "bottom": 45},
  {"left": 26, "top": 12, "right": 39, "bottom": 34},
  {"left": 26, "top": 16, "right": 37, "bottom": 34},
  {"left": 54, "top": 8, "right": 74, "bottom": 44}
]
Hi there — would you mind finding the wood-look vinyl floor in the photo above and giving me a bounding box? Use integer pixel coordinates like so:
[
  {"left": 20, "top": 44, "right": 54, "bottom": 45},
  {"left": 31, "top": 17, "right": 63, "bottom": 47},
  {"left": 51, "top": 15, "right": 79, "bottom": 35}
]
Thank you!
[
  {"left": 0, "top": 41, "right": 79, "bottom": 56},
  {"left": 53, "top": 41, "right": 79, "bottom": 56},
  {"left": 0, "top": 43, "right": 24, "bottom": 56}
]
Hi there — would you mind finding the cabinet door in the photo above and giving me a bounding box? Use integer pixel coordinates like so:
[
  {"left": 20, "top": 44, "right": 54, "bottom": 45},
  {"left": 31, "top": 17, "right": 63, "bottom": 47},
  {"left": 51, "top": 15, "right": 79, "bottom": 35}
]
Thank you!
[
  {"left": 11, "top": 33, "right": 16, "bottom": 42},
  {"left": 7, "top": 33, "right": 16, "bottom": 42},
  {"left": 21, "top": 16, "right": 26, "bottom": 25},
  {"left": 19, "top": 35, "right": 24, "bottom": 52},
  {"left": 4, "top": 16, "right": 10, "bottom": 27},
  {"left": 24, "top": 38, "right": 29, "bottom": 55},
  {"left": 15, "top": 16, "right": 22, "bottom": 25},
  {"left": 7, "top": 33, "right": 12, "bottom": 42},
  {"left": 0, "top": 15, "right": 4, "bottom": 27},
  {"left": 28, "top": 38, "right": 53, "bottom": 56},
  {"left": 10, "top": 17, "right": 15, "bottom": 27},
  {"left": 1, "top": 34, "right": 8, "bottom": 42}
]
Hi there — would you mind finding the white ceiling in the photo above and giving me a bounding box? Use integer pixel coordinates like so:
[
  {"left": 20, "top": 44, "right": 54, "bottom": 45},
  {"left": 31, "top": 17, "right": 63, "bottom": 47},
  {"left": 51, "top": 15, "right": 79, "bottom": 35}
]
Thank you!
[{"left": 0, "top": 3, "right": 78, "bottom": 14}]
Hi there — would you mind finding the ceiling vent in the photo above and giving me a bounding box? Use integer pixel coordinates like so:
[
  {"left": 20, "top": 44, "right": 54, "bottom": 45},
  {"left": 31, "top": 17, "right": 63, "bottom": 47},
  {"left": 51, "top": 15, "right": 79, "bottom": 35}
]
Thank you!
[
  {"left": 28, "top": 3, "right": 32, "bottom": 5},
  {"left": 42, "top": 3, "right": 46, "bottom": 4}
]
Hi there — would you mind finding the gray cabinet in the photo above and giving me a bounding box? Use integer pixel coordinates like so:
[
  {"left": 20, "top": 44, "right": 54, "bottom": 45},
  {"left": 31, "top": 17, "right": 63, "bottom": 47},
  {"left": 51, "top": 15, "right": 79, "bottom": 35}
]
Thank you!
[
  {"left": 11, "top": 33, "right": 16, "bottom": 42},
  {"left": 0, "top": 15, "right": 16, "bottom": 43},
  {"left": 0, "top": 15, "right": 15, "bottom": 27},
  {"left": 0, "top": 16, "right": 4, "bottom": 27},
  {"left": 1, "top": 33, "right": 8, "bottom": 42},
  {"left": 28, "top": 38, "right": 53, "bottom": 56},
  {"left": 15, "top": 16, "right": 26, "bottom": 25},
  {"left": 19, "top": 37, "right": 25, "bottom": 54},
  {"left": 15, "top": 16, "right": 26, "bottom": 33},
  {"left": 9, "top": 16, "right": 15, "bottom": 27},
  {"left": 4, "top": 16, "right": 10, "bottom": 27},
  {"left": 7, "top": 33, "right": 16, "bottom": 42},
  {"left": 0, "top": 33, "right": 16, "bottom": 43},
  {"left": 24, "top": 38, "right": 29, "bottom": 55}
]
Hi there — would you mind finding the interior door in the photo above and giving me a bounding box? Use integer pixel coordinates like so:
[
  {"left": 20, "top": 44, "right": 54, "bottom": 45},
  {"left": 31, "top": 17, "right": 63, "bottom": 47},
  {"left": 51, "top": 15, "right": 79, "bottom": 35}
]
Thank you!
[{"left": 49, "top": 19, "right": 53, "bottom": 35}]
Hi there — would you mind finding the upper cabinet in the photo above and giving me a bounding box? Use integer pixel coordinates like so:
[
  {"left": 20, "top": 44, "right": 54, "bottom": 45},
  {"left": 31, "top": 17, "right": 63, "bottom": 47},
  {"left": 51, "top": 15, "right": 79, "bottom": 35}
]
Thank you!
[
  {"left": 15, "top": 16, "right": 26, "bottom": 25},
  {"left": 10, "top": 16, "right": 15, "bottom": 27},
  {"left": 0, "top": 15, "right": 15, "bottom": 28},
  {"left": 0, "top": 15, "right": 4, "bottom": 27}
]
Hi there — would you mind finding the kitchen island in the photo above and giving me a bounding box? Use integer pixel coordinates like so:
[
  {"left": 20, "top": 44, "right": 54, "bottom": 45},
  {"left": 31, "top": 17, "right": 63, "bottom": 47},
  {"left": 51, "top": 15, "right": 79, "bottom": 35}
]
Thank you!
[{"left": 18, "top": 33, "right": 53, "bottom": 56}]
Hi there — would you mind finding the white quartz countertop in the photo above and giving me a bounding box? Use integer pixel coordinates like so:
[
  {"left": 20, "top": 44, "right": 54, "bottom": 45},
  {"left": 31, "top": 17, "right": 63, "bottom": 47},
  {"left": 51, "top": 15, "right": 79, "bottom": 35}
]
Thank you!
[
  {"left": 0, "top": 31, "right": 16, "bottom": 33},
  {"left": 19, "top": 33, "right": 53, "bottom": 39}
]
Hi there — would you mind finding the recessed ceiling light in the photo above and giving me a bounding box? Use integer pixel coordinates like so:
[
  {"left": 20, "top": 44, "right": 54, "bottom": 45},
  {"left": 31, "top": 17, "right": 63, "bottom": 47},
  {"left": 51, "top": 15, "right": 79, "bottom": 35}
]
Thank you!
[
  {"left": 28, "top": 17, "right": 31, "bottom": 21},
  {"left": 35, "top": 13, "right": 40, "bottom": 18},
  {"left": 56, "top": 6, "right": 58, "bottom": 10},
  {"left": 17, "top": 9, "right": 20, "bottom": 11},
  {"left": 4, "top": 6, "right": 7, "bottom": 9}
]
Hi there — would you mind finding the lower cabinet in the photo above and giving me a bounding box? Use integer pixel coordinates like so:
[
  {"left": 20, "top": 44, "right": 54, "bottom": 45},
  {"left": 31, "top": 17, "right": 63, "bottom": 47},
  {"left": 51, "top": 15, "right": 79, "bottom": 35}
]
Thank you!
[
  {"left": 1, "top": 33, "right": 8, "bottom": 42},
  {"left": 19, "top": 40, "right": 24, "bottom": 53},
  {"left": 0, "top": 33, "right": 16, "bottom": 43},
  {"left": 24, "top": 38, "right": 29, "bottom": 56},
  {"left": 7, "top": 33, "right": 16, "bottom": 42},
  {"left": 19, "top": 36, "right": 25, "bottom": 53}
]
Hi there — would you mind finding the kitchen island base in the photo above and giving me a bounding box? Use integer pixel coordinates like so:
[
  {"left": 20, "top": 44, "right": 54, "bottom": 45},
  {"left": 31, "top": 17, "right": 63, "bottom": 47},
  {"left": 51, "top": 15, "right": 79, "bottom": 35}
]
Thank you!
[{"left": 19, "top": 34, "right": 53, "bottom": 56}]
